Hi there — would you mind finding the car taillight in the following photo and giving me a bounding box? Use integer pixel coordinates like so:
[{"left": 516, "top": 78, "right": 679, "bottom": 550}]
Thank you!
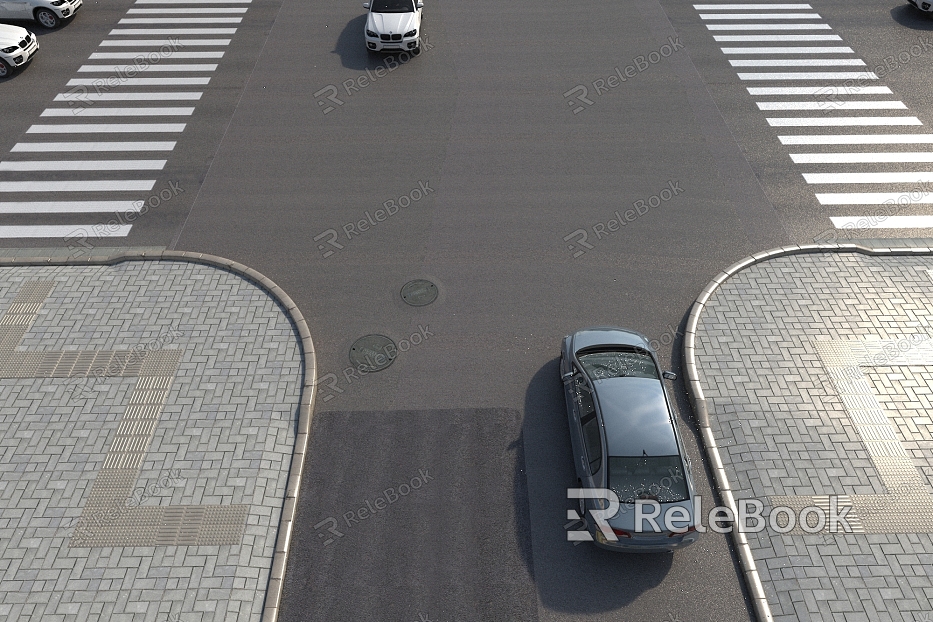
[{"left": 612, "top": 528, "right": 632, "bottom": 539}]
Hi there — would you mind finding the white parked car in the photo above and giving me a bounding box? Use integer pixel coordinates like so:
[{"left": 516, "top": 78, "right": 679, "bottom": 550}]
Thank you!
[
  {"left": 363, "top": 0, "right": 422, "bottom": 53},
  {"left": 0, "top": 0, "right": 82, "bottom": 29},
  {"left": 0, "top": 23, "right": 37, "bottom": 77},
  {"left": 907, "top": 0, "right": 932, "bottom": 11}
]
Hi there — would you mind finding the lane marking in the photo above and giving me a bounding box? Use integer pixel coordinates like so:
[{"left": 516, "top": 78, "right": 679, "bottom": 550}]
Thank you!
[
  {"left": 118, "top": 17, "right": 243, "bottom": 23},
  {"left": 134, "top": 0, "right": 252, "bottom": 3},
  {"left": 817, "top": 192, "right": 933, "bottom": 204},
  {"left": 0, "top": 181, "right": 157, "bottom": 192},
  {"left": 54, "top": 92, "right": 202, "bottom": 101},
  {"left": 0, "top": 225, "right": 132, "bottom": 237},
  {"left": 41, "top": 108, "right": 195, "bottom": 117},
  {"left": 12, "top": 142, "right": 177, "bottom": 152},
  {"left": 700, "top": 12, "right": 822, "bottom": 18},
  {"left": 706, "top": 24, "right": 833, "bottom": 29},
  {"left": 694, "top": 3, "right": 813, "bottom": 8},
  {"left": 67, "top": 78, "right": 210, "bottom": 85},
  {"left": 0, "top": 160, "right": 167, "bottom": 171},
  {"left": 99, "top": 38, "right": 231, "bottom": 45},
  {"left": 804, "top": 172, "right": 933, "bottom": 183},
  {"left": 77, "top": 64, "right": 218, "bottom": 72},
  {"left": 721, "top": 46, "right": 854, "bottom": 53},
  {"left": 714, "top": 34, "right": 841, "bottom": 40},
  {"left": 27, "top": 124, "right": 186, "bottom": 133},
  {"left": 766, "top": 117, "right": 921, "bottom": 126},
  {"left": 830, "top": 216, "right": 933, "bottom": 228},
  {"left": 108, "top": 28, "right": 238, "bottom": 34},
  {"left": 749, "top": 86, "right": 892, "bottom": 94},
  {"left": 779, "top": 134, "right": 933, "bottom": 144},
  {"left": 89, "top": 51, "right": 223, "bottom": 59},
  {"left": 127, "top": 7, "right": 248, "bottom": 12},
  {"left": 730, "top": 58, "right": 865, "bottom": 66},
  {"left": 791, "top": 153, "right": 933, "bottom": 163},
  {"left": 739, "top": 71, "right": 877, "bottom": 79},
  {"left": 757, "top": 101, "right": 906, "bottom": 110},
  {"left": 0, "top": 201, "right": 144, "bottom": 213}
]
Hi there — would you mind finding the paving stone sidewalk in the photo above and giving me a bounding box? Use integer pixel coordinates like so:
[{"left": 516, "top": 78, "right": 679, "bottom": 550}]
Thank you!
[
  {"left": 694, "top": 251, "right": 933, "bottom": 622},
  {"left": 0, "top": 261, "right": 303, "bottom": 622}
]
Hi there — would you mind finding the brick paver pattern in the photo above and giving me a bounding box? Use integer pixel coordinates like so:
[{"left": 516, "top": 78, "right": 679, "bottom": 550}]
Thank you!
[
  {"left": 695, "top": 253, "right": 933, "bottom": 622},
  {"left": 0, "top": 262, "right": 302, "bottom": 622}
]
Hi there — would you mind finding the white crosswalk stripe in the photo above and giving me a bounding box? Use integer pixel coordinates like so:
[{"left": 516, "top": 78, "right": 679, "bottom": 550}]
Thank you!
[
  {"left": 0, "top": 160, "right": 167, "bottom": 171},
  {"left": 0, "top": 1, "right": 248, "bottom": 240},
  {"left": 0, "top": 225, "right": 133, "bottom": 237},
  {"left": 791, "top": 153, "right": 933, "bottom": 164},
  {"left": 758, "top": 101, "right": 906, "bottom": 110},
  {"left": 694, "top": 2, "right": 933, "bottom": 232},
  {"left": 0, "top": 201, "right": 144, "bottom": 213},
  {"left": 12, "top": 142, "right": 177, "bottom": 152}
]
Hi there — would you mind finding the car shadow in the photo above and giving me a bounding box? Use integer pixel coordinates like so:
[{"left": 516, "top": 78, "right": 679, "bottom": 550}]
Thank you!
[
  {"left": 0, "top": 17, "right": 70, "bottom": 36},
  {"left": 333, "top": 14, "right": 420, "bottom": 70},
  {"left": 891, "top": 3, "right": 933, "bottom": 28},
  {"left": 0, "top": 59, "right": 33, "bottom": 82},
  {"left": 518, "top": 358, "right": 673, "bottom": 615}
]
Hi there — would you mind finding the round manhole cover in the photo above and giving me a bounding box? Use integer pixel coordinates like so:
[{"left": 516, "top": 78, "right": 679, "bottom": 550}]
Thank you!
[
  {"left": 349, "top": 334, "right": 397, "bottom": 372},
  {"left": 400, "top": 279, "right": 438, "bottom": 307}
]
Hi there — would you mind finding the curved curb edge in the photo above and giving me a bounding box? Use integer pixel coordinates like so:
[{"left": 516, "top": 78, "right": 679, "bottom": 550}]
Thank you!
[
  {"left": 683, "top": 241, "right": 933, "bottom": 622},
  {"left": 0, "top": 251, "right": 315, "bottom": 622}
]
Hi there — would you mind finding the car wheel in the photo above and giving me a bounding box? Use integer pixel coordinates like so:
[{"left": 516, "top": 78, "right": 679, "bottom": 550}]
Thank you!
[
  {"left": 0, "top": 59, "right": 11, "bottom": 79},
  {"left": 35, "top": 8, "right": 60, "bottom": 28}
]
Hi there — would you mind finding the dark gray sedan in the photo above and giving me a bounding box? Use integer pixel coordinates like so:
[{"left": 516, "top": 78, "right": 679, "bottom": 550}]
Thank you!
[{"left": 560, "top": 327, "right": 700, "bottom": 552}]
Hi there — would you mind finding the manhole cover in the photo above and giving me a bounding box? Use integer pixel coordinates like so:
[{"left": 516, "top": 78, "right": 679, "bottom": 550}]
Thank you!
[
  {"left": 400, "top": 279, "right": 438, "bottom": 307},
  {"left": 349, "top": 334, "right": 397, "bottom": 372}
]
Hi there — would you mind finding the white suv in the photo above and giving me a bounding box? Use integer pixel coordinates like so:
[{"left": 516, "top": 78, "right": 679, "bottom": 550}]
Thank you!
[
  {"left": 363, "top": 0, "right": 422, "bottom": 53},
  {"left": 0, "top": 23, "right": 37, "bottom": 77},
  {"left": 0, "top": 0, "right": 83, "bottom": 29}
]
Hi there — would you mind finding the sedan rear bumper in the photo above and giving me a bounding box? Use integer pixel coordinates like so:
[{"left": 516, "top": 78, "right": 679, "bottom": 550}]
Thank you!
[{"left": 592, "top": 527, "right": 700, "bottom": 552}]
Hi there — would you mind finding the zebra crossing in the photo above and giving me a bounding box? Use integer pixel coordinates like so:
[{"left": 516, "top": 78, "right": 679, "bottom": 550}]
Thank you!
[
  {"left": 694, "top": 1, "right": 933, "bottom": 232},
  {"left": 0, "top": 0, "right": 250, "bottom": 240}
]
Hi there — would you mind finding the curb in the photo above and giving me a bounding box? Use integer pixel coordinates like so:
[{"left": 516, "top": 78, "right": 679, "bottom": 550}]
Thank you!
[
  {"left": 0, "top": 250, "right": 316, "bottom": 622},
  {"left": 682, "top": 241, "right": 933, "bottom": 622}
]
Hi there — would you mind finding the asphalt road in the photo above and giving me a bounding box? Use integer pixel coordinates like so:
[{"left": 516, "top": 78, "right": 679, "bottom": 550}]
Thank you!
[{"left": 3, "top": 0, "right": 933, "bottom": 620}]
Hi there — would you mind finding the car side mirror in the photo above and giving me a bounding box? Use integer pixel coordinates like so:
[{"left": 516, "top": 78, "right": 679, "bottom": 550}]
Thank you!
[
  {"left": 417, "top": 1, "right": 423, "bottom": 6},
  {"left": 363, "top": 2, "right": 369, "bottom": 7},
  {"left": 662, "top": 371, "right": 677, "bottom": 381}
]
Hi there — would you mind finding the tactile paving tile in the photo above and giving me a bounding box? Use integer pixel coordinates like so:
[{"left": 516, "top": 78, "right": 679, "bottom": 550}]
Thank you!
[
  {"left": 72, "top": 504, "right": 249, "bottom": 548},
  {"left": 767, "top": 495, "right": 866, "bottom": 534},
  {"left": 0, "top": 265, "right": 302, "bottom": 622}
]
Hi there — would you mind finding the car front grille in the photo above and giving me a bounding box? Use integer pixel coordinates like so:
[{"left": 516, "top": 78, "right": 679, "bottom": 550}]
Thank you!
[{"left": 380, "top": 33, "right": 402, "bottom": 41}]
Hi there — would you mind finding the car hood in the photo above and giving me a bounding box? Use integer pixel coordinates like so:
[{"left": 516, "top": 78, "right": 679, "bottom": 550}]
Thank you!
[
  {"left": 0, "top": 24, "right": 29, "bottom": 47},
  {"left": 366, "top": 11, "right": 418, "bottom": 34}
]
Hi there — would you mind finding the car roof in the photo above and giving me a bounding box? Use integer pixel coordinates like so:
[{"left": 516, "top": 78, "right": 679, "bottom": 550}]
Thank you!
[
  {"left": 571, "top": 327, "right": 651, "bottom": 353},
  {"left": 593, "top": 377, "right": 680, "bottom": 457}
]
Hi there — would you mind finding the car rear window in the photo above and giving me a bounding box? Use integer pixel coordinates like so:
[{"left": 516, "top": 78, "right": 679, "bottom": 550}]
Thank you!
[
  {"left": 371, "top": 0, "right": 414, "bottom": 12},
  {"left": 608, "top": 455, "right": 689, "bottom": 504},
  {"left": 578, "top": 348, "right": 659, "bottom": 381}
]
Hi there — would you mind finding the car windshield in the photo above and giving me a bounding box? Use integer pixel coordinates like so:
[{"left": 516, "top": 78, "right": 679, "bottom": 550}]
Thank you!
[
  {"left": 371, "top": 0, "right": 414, "bottom": 12},
  {"left": 609, "top": 455, "right": 689, "bottom": 504},
  {"left": 578, "top": 348, "right": 659, "bottom": 381}
]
